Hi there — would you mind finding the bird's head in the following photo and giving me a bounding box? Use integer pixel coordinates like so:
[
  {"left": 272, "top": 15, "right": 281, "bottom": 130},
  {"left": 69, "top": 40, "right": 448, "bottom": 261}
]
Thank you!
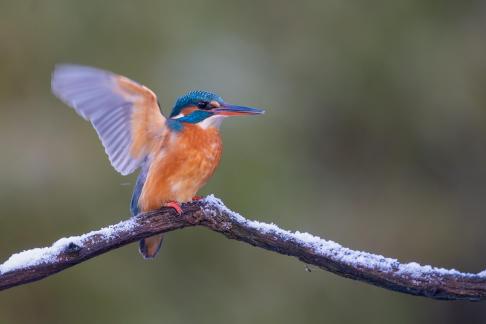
[{"left": 169, "top": 90, "right": 264, "bottom": 129}]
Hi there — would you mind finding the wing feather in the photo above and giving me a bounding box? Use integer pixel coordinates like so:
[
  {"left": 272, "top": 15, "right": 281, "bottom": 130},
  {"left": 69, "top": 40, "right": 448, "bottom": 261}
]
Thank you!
[{"left": 52, "top": 64, "right": 167, "bottom": 175}]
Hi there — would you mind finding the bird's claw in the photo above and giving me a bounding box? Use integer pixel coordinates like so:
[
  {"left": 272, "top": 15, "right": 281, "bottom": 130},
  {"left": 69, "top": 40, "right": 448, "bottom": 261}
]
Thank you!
[{"left": 163, "top": 201, "right": 183, "bottom": 215}]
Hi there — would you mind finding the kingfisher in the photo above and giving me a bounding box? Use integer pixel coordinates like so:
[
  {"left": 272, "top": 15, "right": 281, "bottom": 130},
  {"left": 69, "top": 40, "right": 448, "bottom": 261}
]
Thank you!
[{"left": 51, "top": 64, "right": 264, "bottom": 258}]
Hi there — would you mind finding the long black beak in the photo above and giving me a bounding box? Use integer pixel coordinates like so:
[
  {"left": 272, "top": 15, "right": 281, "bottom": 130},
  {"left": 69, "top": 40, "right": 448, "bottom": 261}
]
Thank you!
[{"left": 213, "top": 104, "right": 265, "bottom": 116}]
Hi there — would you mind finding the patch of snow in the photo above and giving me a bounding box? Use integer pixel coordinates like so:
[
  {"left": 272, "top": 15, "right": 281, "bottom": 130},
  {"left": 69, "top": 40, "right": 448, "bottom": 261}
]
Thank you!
[
  {"left": 0, "top": 218, "right": 136, "bottom": 275},
  {"left": 203, "top": 195, "right": 484, "bottom": 279}
]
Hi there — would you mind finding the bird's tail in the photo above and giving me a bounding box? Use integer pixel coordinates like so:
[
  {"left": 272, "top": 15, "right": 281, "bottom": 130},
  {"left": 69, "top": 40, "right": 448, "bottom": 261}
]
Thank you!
[{"left": 139, "top": 234, "right": 164, "bottom": 259}]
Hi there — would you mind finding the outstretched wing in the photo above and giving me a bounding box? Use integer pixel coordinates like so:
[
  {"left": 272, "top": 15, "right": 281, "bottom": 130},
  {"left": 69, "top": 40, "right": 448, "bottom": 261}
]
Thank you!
[{"left": 52, "top": 64, "right": 167, "bottom": 175}]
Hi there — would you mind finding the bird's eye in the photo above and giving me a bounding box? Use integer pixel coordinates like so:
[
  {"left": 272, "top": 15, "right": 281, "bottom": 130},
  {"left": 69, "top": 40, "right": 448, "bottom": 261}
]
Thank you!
[{"left": 197, "top": 101, "right": 210, "bottom": 109}]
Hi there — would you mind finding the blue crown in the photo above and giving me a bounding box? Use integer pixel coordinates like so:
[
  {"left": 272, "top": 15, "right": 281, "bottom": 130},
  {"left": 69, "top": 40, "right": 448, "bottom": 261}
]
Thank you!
[{"left": 170, "top": 90, "right": 223, "bottom": 117}]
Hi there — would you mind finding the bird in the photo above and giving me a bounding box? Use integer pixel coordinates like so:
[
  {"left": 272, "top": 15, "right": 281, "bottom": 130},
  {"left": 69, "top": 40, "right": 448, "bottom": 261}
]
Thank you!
[{"left": 51, "top": 64, "right": 264, "bottom": 259}]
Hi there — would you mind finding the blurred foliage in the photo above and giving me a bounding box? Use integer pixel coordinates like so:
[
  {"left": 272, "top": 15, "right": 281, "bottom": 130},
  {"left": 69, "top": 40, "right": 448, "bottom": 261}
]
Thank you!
[{"left": 1, "top": 0, "right": 486, "bottom": 323}]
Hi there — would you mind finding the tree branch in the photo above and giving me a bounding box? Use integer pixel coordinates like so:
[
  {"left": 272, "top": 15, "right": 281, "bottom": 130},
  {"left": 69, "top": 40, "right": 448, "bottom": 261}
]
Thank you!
[{"left": 1, "top": 195, "right": 485, "bottom": 300}]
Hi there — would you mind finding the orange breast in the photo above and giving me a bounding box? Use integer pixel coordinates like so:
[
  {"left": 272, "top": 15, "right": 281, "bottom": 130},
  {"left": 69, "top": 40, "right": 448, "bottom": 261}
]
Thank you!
[{"left": 138, "top": 124, "right": 222, "bottom": 212}]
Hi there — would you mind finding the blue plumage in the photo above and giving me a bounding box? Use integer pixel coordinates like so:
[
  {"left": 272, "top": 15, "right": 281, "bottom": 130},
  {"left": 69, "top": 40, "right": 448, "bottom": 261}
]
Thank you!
[
  {"left": 177, "top": 110, "right": 213, "bottom": 124},
  {"left": 166, "top": 118, "right": 184, "bottom": 132},
  {"left": 130, "top": 163, "right": 148, "bottom": 216}
]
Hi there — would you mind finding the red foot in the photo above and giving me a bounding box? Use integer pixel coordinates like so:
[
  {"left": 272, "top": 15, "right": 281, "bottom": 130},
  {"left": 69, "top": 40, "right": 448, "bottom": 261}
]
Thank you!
[
  {"left": 163, "top": 201, "right": 182, "bottom": 215},
  {"left": 192, "top": 195, "right": 203, "bottom": 201}
]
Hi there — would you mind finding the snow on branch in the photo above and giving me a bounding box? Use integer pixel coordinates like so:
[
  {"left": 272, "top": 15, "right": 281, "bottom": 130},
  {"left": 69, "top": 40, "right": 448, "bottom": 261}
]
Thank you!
[{"left": 1, "top": 195, "right": 485, "bottom": 300}]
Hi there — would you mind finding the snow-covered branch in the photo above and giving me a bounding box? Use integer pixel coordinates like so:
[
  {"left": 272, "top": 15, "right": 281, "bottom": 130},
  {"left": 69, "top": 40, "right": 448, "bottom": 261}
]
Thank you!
[{"left": 1, "top": 195, "right": 485, "bottom": 300}]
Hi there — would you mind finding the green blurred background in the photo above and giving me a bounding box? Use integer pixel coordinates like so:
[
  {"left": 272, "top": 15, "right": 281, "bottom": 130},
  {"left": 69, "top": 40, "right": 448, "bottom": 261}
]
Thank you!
[{"left": 1, "top": 0, "right": 486, "bottom": 323}]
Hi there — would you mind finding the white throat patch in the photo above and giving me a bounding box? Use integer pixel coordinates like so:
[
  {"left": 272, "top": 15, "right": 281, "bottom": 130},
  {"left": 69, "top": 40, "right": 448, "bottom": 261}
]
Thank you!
[{"left": 199, "top": 115, "right": 226, "bottom": 129}]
